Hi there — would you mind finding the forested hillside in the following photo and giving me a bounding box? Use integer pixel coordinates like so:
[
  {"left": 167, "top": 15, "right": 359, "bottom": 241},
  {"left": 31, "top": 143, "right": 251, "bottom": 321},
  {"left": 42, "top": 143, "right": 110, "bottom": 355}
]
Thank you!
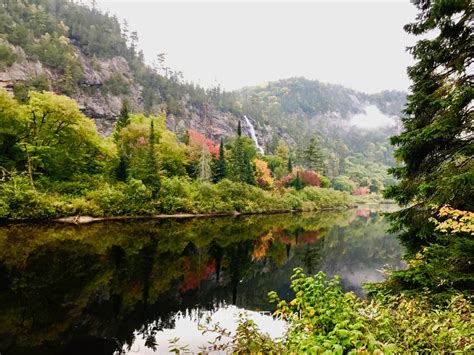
[
  {"left": 236, "top": 78, "right": 406, "bottom": 188},
  {"left": 0, "top": 0, "right": 405, "bottom": 194}
]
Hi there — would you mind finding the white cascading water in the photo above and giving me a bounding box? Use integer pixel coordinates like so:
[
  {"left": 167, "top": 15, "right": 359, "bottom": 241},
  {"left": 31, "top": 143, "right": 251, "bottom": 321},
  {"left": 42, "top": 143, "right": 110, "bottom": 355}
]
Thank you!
[{"left": 243, "top": 115, "right": 264, "bottom": 154}]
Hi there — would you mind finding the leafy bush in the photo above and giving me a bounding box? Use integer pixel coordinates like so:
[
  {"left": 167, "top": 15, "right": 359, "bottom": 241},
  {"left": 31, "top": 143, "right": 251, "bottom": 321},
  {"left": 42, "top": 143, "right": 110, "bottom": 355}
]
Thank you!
[
  {"left": 332, "top": 176, "right": 356, "bottom": 194},
  {"left": 295, "top": 187, "right": 350, "bottom": 210},
  {"left": 158, "top": 176, "right": 194, "bottom": 213},
  {"left": 102, "top": 73, "right": 131, "bottom": 96},
  {"left": 319, "top": 175, "right": 331, "bottom": 188},
  {"left": 85, "top": 183, "right": 126, "bottom": 216},
  {"left": 0, "top": 174, "right": 59, "bottom": 219},
  {"left": 0, "top": 44, "right": 16, "bottom": 70},
  {"left": 221, "top": 268, "right": 473, "bottom": 353}
]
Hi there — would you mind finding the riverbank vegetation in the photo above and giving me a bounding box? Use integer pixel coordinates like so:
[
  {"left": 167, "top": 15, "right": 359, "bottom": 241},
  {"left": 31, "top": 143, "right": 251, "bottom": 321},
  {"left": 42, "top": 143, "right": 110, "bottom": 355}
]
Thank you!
[
  {"left": 218, "top": 269, "right": 472, "bottom": 353},
  {"left": 0, "top": 89, "right": 350, "bottom": 220}
]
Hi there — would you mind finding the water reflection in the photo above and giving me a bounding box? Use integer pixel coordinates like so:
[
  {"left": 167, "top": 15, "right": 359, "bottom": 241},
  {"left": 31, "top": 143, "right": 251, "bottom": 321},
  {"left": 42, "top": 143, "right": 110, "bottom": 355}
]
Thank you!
[{"left": 0, "top": 206, "right": 404, "bottom": 354}]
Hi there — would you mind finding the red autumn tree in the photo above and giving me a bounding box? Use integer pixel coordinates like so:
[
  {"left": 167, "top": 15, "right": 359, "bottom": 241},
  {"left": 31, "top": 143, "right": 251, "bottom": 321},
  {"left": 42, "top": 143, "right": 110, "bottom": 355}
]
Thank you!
[
  {"left": 187, "top": 129, "right": 219, "bottom": 156},
  {"left": 299, "top": 170, "right": 321, "bottom": 187},
  {"left": 354, "top": 186, "right": 370, "bottom": 195}
]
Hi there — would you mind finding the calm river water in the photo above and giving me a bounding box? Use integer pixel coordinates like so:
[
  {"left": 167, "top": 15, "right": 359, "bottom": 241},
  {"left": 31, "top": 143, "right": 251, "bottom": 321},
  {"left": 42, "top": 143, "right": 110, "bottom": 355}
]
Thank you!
[{"left": 0, "top": 205, "right": 404, "bottom": 354}]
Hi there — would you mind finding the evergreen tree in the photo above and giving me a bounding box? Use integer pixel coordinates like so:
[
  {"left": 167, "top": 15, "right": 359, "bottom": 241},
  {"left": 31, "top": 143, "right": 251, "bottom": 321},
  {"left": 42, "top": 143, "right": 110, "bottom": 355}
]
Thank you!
[
  {"left": 113, "top": 99, "right": 130, "bottom": 141},
  {"left": 303, "top": 138, "right": 324, "bottom": 173},
  {"left": 116, "top": 155, "right": 128, "bottom": 182},
  {"left": 58, "top": 64, "right": 76, "bottom": 95},
  {"left": 142, "top": 118, "right": 160, "bottom": 196},
  {"left": 237, "top": 120, "right": 242, "bottom": 137},
  {"left": 287, "top": 156, "right": 293, "bottom": 173},
  {"left": 231, "top": 136, "right": 255, "bottom": 185},
  {"left": 183, "top": 129, "right": 190, "bottom": 145},
  {"left": 291, "top": 172, "right": 304, "bottom": 191},
  {"left": 212, "top": 138, "right": 228, "bottom": 182},
  {"left": 242, "top": 157, "right": 256, "bottom": 185},
  {"left": 385, "top": 0, "right": 473, "bottom": 294},
  {"left": 231, "top": 137, "right": 245, "bottom": 182}
]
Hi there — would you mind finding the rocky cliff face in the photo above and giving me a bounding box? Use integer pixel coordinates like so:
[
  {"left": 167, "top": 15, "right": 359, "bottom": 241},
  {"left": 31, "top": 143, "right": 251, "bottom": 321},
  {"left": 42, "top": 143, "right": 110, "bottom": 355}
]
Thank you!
[
  {"left": 0, "top": 43, "right": 144, "bottom": 135},
  {"left": 0, "top": 42, "right": 245, "bottom": 141},
  {"left": 72, "top": 48, "right": 145, "bottom": 135}
]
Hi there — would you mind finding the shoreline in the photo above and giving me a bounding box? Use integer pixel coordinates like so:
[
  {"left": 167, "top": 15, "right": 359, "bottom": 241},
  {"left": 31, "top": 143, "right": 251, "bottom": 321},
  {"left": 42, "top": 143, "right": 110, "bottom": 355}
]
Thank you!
[
  {"left": 0, "top": 200, "right": 397, "bottom": 225},
  {"left": 53, "top": 207, "right": 350, "bottom": 225}
]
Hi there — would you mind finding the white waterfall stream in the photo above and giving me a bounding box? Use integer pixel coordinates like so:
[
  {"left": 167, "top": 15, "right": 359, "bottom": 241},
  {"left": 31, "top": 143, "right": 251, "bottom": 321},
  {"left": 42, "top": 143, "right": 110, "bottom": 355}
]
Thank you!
[{"left": 243, "top": 115, "right": 264, "bottom": 154}]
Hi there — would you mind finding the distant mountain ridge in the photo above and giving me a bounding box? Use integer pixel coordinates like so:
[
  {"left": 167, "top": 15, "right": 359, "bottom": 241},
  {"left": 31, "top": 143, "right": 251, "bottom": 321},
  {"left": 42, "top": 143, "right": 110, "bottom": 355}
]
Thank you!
[{"left": 235, "top": 77, "right": 405, "bottom": 147}]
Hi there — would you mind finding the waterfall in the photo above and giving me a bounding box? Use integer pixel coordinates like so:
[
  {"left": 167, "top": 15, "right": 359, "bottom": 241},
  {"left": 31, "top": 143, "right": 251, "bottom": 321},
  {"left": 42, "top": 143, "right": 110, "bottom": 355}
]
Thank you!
[{"left": 243, "top": 115, "right": 264, "bottom": 154}]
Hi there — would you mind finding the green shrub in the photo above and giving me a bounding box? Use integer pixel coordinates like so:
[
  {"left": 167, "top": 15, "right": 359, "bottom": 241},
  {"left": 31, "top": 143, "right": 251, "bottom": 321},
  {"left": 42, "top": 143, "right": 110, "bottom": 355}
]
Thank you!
[
  {"left": 158, "top": 176, "right": 195, "bottom": 213},
  {"left": 331, "top": 176, "right": 356, "bottom": 194},
  {"left": 102, "top": 73, "right": 130, "bottom": 96},
  {"left": 0, "top": 174, "right": 59, "bottom": 219},
  {"left": 0, "top": 175, "right": 350, "bottom": 219},
  {"left": 85, "top": 183, "right": 126, "bottom": 216},
  {"left": 192, "top": 182, "right": 232, "bottom": 213},
  {"left": 221, "top": 268, "right": 473, "bottom": 353},
  {"left": 295, "top": 187, "right": 350, "bottom": 209},
  {"left": 0, "top": 44, "right": 16, "bottom": 70},
  {"left": 319, "top": 175, "right": 331, "bottom": 188}
]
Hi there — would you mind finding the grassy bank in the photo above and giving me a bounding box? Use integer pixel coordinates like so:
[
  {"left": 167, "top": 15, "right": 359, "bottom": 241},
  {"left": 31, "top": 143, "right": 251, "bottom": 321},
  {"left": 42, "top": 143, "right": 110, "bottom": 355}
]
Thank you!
[{"left": 0, "top": 174, "right": 351, "bottom": 220}]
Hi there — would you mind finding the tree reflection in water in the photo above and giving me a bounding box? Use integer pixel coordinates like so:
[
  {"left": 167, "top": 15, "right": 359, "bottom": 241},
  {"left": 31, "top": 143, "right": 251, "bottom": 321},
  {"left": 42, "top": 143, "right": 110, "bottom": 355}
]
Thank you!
[{"left": 0, "top": 207, "right": 404, "bottom": 354}]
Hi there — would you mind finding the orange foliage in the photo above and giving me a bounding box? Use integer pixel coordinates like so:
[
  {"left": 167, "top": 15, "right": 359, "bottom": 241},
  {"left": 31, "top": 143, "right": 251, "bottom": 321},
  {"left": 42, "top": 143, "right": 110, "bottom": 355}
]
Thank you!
[
  {"left": 275, "top": 174, "right": 294, "bottom": 190},
  {"left": 187, "top": 129, "right": 219, "bottom": 156},
  {"left": 275, "top": 169, "right": 322, "bottom": 190},
  {"left": 254, "top": 158, "right": 274, "bottom": 189},
  {"left": 354, "top": 187, "right": 370, "bottom": 195},
  {"left": 299, "top": 170, "right": 321, "bottom": 187},
  {"left": 298, "top": 230, "right": 321, "bottom": 244},
  {"left": 252, "top": 231, "right": 274, "bottom": 261},
  {"left": 273, "top": 228, "right": 296, "bottom": 246}
]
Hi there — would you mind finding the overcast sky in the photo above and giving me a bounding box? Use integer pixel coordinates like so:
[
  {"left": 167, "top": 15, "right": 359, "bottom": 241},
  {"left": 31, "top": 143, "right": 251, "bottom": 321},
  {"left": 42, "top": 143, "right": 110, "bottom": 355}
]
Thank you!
[{"left": 94, "top": 1, "right": 417, "bottom": 93}]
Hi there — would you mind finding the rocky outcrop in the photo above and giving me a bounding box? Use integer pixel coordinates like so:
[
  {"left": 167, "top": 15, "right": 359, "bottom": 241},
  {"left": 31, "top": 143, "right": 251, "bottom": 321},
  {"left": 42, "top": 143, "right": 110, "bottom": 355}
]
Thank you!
[
  {"left": 0, "top": 43, "right": 148, "bottom": 135},
  {"left": 0, "top": 43, "right": 244, "bottom": 140}
]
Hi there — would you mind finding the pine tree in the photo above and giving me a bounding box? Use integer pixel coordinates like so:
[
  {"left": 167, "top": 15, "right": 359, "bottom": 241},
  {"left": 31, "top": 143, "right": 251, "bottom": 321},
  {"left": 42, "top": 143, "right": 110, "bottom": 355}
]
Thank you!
[
  {"left": 287, "top": 156, "right": 293, "bottom": 173},
  {"left": 231, "top": 136, "right": 245, "bottom": 182},
  {"left": 242, "top": 157, "right": 256, "bottom": 185},
  {"left": 292, "top": 172, "right": 304, "bottom": 190},
  {"left": 237, "top": 120, "right": 242, "bottom": 137},
  {"left": 231, "top": 136, "right": 255, "bottom": 185},
  {"left": 385, "top": 0, "right": 473, "bottom": 293},
  {"left": 212, "top": 138, "right": 228, "bottom": 182},
  {"left": 116, "top": 155, "right": 128, "bottom": 182},
  {"left": 303, "top": 138, "right": 324, "bottom": 173},
  {"left": 58, "top": 64, "right": 76, "bottom": 95},
  {"left": 143, "top": 118, "right": 160, "bottom": 196},
  {"left": 113, "top": 99, "right": 130, "bottom": 141},
  {"left": 276, "top": 139, "right": 289, "bottom": 161}
]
